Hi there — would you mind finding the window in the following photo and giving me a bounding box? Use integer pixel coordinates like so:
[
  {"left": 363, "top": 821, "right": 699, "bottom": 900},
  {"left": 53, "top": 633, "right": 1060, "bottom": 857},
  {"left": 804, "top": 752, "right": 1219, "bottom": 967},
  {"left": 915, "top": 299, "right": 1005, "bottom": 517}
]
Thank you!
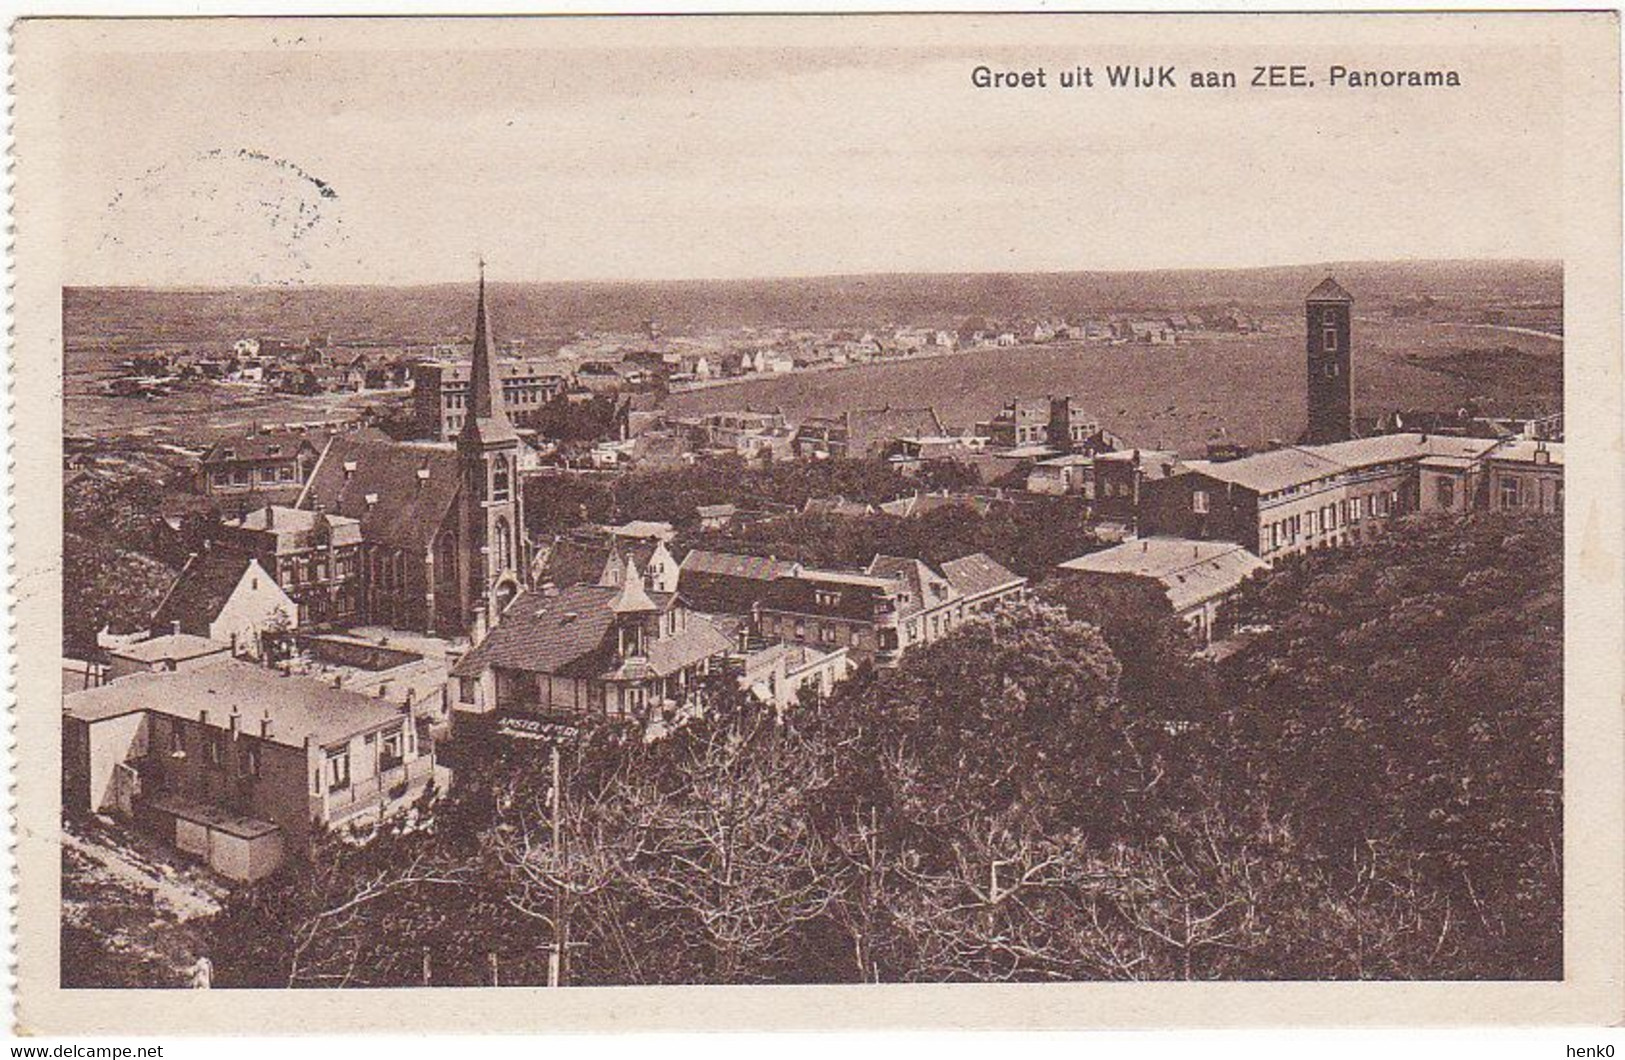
[
  {"left": 794, "top": 620, "right": 806, "bottom": 640},
  {"left": 1192, "top": 489, "right": 1209, "bottom": 514},
  {"left": 820, "top": 625, "right": 838, "bottom": 644},
  {"left": 494, "top": 518, "right": 513, "bottom": 570},
  {"left": 1500, "top": 477, "right": 1522, "bottom": 509},
  {"left": 209, "top": 733, "right": 223, "bottom": 767},
  {"left": 492, "top": 457, "right": 512, "bottom": 502},
  {"left": 1436, "top": 477, "right": 1455, "bottom": 509},
  {"left": 380, "top": 728, "right": 404, "bottom": 772},
  {"left": 278, "top": 465, "right": 294, "bottom": 482},
  {"left": 814, "top": 589, "right": 841, "bottom": 608},
  {"left": 1323, "top": 327, "right": 1338, "bottom": 352},
  {"left": 326, "top": 748, "right": 351, "bottom": 792},
  {"left": 243, "top": 743, "right": 262, "bottom": 778}
]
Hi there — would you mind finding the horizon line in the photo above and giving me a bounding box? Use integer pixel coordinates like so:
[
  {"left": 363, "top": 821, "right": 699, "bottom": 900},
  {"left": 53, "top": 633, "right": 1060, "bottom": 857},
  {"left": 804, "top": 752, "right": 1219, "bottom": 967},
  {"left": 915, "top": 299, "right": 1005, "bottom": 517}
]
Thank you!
[{"left": 62, "top": 255, "right": 1563, "bottom": 293}]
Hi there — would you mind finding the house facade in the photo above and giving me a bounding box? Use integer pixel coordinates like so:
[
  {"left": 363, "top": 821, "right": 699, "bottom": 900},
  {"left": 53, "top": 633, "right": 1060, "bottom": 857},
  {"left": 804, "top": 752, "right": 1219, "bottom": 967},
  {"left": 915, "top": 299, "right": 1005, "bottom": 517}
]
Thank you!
[
  {"left": 753, "top": 552, "right": 1027, "bottom": 667},
  {"left": 63, "top": 661, "right": 434, "bottom": 880},
  {"left": 411, "top": 357, "right": 572, "bottom": 442},
  {"left": 448, "top": 560, "right": 734, "bottom": 732},
  {"left": 1139, "top": 434, "right": 1510, "bottom": 561},
  {"left": 1058, "top": 538, "right": 1268, "bottom": 646},
  {"left": 215, "top": 506, "right": 364, "bottom": 629},
  {"left": 198, "top": 432, "right": 321, "bottom": 517},
  {"left": 151, "top": 551, "right": 297, "bottom": 659}
]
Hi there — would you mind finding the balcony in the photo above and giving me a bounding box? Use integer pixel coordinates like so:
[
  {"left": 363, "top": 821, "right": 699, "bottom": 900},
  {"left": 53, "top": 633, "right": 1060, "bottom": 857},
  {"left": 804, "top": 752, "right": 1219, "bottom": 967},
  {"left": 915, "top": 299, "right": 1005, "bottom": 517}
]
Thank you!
[{"left": 316, "top": 755, "right": 436, "bottom": 823}]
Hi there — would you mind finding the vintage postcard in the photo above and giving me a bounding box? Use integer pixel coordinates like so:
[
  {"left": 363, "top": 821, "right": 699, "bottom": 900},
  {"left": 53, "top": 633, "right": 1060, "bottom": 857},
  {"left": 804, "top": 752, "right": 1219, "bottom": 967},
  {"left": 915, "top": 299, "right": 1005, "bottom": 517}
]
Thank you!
[{"left": 8, "top": 11, "right": 1622, "bottom": 1034}]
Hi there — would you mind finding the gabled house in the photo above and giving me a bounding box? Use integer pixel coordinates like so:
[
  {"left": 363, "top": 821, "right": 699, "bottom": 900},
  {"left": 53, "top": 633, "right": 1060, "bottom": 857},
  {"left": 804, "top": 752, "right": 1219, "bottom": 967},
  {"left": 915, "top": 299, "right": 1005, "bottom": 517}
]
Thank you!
[
  {"left": 449, "top": 559, "right": 734, "bottom": 732},
  {"left": 150, "top": 550, "right": 296, "bottom": 660}
]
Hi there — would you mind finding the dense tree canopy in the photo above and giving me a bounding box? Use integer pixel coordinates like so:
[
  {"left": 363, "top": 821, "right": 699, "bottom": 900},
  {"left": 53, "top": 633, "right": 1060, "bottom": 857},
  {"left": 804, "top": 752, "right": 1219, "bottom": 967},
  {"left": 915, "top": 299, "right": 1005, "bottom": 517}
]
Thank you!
[{"left": 201, "top": 512, "right": 1562, "bottom": 986}]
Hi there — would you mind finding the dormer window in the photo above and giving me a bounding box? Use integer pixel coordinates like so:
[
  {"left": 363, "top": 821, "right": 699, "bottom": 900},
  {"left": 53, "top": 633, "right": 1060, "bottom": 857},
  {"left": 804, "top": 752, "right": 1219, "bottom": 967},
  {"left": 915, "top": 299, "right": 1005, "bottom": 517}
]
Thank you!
[{"left": 814, "top": 589, "right": 841, "bottom": 608}]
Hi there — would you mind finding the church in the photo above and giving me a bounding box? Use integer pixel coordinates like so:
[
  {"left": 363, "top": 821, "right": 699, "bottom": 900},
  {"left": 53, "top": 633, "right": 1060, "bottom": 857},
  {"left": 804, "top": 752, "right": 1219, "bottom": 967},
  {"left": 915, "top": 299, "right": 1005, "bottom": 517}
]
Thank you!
[{"left": 296, "top": 268, "right": 527, "bottom": 636}]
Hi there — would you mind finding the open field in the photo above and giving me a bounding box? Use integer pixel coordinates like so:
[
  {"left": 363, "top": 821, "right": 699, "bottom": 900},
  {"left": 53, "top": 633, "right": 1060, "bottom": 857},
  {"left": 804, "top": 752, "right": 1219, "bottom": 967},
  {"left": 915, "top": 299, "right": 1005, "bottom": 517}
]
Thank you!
[
  {"left": 666, "top": 318, "right": 1562, "bottom": 455},
  {"left": 64, "top": 380, "right": 400, "bottom": 443},
  {"left": 63, "top": 261, "right": 1561, "bottom": 451}
]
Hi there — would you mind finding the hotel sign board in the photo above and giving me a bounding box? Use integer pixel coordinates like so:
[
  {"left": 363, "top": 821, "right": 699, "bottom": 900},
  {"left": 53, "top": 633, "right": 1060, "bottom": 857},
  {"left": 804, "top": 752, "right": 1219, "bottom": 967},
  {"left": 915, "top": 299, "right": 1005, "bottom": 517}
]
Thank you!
[{"left": 497, "top": 714, "right": 582, "bottom": 746}]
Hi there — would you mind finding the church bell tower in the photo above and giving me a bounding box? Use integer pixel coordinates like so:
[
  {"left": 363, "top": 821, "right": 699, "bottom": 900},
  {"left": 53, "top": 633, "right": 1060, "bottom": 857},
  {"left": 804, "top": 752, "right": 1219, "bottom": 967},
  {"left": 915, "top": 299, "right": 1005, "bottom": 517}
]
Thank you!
[
  {"left": 457, "top": 262, "right": 525, "bottom": 635},
  {"left": 1305, "top": 277, "right": 1354, "bottom": 444}
]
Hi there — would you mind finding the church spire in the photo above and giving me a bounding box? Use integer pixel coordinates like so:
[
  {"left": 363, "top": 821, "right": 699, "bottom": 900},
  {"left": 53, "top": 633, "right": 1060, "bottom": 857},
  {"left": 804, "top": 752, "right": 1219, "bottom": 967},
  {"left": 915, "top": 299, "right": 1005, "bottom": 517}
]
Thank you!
[{"left": 463, "top": 259, "right": 517, "bottom": 443}]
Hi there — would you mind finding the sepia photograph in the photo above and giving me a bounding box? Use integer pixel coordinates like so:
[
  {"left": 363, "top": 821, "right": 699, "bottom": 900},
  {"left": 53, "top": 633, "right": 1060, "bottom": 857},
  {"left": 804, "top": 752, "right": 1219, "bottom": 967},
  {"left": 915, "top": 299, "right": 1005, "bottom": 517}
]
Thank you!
[{"left": 9, "top": 10, "right": 1622, "bottom": 1035}]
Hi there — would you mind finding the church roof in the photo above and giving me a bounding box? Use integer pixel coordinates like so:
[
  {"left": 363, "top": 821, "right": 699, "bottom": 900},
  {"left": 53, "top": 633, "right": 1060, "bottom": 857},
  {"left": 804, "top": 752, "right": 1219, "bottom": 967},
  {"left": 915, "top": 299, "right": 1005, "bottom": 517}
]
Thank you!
[
  {"left": 1306, "top": 277, "right": 1354, "bottom": 303},
  {"left": 461, "top": 266, "right": 519, "bottom": 446},
  {"left": 298, "top": 433, "right": 462, "bottom": 554}
]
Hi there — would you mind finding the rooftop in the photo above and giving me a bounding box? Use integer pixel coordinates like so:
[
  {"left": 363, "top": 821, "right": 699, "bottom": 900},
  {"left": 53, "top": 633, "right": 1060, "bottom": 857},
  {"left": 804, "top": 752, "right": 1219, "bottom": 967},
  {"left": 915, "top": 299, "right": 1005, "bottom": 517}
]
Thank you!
[
  {"left": 1059, "top": 538, "right": 1268, "bottom": 612},
  {"left": 107, "top": 633, "right": 232, "bottom": 664},
  {"left": 63, "top": 660, "right": 409, "bottom": 750},
  {"left": 1306, "top": 277, "right": 1355, "bottom": 303}
]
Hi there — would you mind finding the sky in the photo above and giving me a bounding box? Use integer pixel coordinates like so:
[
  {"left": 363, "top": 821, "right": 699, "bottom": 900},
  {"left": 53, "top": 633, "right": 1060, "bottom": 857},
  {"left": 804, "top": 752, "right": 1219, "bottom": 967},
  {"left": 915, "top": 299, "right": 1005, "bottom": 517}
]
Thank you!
[{"left": 54, "top": 18, "right": 1565, "bottom": 286}]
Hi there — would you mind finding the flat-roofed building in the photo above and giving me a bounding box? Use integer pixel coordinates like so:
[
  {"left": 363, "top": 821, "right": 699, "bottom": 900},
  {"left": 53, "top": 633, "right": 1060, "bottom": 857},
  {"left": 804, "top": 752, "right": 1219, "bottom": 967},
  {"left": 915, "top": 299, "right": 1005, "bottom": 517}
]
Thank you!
[
  {"left": 62, "top": 660, "right": 435, "bottom": 880},
  {"left": 104, "top": 632, "right": 234, "bottom": 682}
]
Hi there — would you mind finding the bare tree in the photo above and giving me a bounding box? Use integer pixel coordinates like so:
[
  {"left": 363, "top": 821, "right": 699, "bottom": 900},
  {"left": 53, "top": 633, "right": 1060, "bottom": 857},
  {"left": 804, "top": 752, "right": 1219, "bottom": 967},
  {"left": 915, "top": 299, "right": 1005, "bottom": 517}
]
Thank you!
[{"left": 621, "top": 712, "right": 844, "bottom": 982}]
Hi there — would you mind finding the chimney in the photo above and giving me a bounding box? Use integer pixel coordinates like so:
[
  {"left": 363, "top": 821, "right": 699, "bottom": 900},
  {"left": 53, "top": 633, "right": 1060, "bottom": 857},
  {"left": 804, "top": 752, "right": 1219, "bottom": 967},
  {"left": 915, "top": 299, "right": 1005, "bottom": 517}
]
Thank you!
[
  {"left": 171, "top": 620, "right": 182, "bottom": 637},
  {"left": 261, "top": 708, "right": 273, "bottom": 740},
  {"left": 199, "top": 709, "right": 210, "bottom": 727},
  {"left": 228, "top": 706, "right": 241, "bottom": 739},
  {"left": 343, "top": 460, "right": 357, "bottom": 480},
  {"left": 365, "top": 493, "right": 379, "bottom": 509},
  {"left": 416, "top": 466, "right": 431, "bottom": 488}
]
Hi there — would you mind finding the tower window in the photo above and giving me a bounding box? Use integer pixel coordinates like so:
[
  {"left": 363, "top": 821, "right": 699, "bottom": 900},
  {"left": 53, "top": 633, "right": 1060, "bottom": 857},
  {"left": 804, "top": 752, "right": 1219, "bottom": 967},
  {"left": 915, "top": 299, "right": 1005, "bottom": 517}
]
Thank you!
[
  {"left": 494, "top": 517, "right": 512, "bottom": 570},
  {"left": 492, "top": 457, "right": 511, "bottom": 502},
  {"left": 1325, "top": 363, "right": 1339, "bottom": 377},
  {"left": 1323, "top": 327, "right": 1338, "bottom": 351}
]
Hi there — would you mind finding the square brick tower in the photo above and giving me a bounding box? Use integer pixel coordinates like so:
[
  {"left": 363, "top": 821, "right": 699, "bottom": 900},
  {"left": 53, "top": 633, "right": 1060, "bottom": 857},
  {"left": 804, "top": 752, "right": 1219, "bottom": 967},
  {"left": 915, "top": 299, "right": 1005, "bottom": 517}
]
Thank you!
[{"left": 1305, "top": 277, "right": 1354, "bottom": 444}]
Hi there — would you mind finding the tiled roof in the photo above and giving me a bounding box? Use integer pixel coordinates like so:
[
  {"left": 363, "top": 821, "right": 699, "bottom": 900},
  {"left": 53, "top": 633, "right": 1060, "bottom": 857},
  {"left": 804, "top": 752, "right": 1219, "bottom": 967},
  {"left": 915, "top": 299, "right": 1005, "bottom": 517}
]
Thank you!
[
  {"left": 201, "top": 431, "right": 319, "bottom": 466},
  {"left": 452, "top": 585, "right": 619, "bottom": 679},
  {"left": 451, "top": 584, "right": 728, "bottom": 681},
  {"left": 151, "top": 549, "right": 280, "bottom": 636},
  {"left": 867, "top": 555, "right": 955, "bottom": 619},
  {"left": 940, "top": 553, "right": 1026, "bottom": 600},
  {"left": 298, "top": 434, "right": 462, "bottom": 554},
  {"left": 1196, "top": 434, "right": 1502, "bottom": 495},
  {"left": 679, "top": 550, "right": 800, "bottom": 581},
  {"left": 63, "top": 660, "right": 407, "bottom": 750},
  {"left": 1306, "top": 277, "right": 1354, "bottom": 303}
]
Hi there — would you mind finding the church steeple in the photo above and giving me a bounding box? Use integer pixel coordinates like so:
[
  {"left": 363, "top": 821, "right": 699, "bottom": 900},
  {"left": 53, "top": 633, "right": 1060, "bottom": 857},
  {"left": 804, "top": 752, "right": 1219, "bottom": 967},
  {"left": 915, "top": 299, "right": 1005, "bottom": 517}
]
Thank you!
[
  {"left": 463, "top": 259, "right": 518, "bottom": 445},
  {"left": 454, "top": 261, "right": 525, "bottom": 637}
]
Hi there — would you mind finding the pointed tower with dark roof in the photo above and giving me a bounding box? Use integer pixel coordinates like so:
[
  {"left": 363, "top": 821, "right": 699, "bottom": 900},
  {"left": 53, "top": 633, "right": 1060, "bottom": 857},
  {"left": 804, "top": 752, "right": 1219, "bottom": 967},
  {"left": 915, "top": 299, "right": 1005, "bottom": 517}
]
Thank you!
[
  {"left": 1305, "top": 276, "right": 1354, "bottom": 444},
  {"left": 456, "top": 262, "right": 525, "bottom": 638}
]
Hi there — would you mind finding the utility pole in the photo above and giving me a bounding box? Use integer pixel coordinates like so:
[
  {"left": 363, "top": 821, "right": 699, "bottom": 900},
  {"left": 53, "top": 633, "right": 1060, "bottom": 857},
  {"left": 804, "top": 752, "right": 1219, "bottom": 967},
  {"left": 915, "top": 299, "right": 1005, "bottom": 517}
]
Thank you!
[{"left": 548, "top": 741, "right": 568, "bottom": 988}]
